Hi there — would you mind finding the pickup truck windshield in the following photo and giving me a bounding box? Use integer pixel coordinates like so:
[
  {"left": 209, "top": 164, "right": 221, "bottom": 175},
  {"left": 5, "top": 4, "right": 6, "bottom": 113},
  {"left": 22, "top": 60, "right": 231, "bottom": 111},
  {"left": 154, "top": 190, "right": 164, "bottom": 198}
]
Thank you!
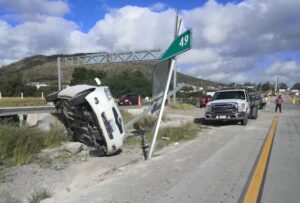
[{"left": 213, "top": 91, "right": 245, "bottom": 100}]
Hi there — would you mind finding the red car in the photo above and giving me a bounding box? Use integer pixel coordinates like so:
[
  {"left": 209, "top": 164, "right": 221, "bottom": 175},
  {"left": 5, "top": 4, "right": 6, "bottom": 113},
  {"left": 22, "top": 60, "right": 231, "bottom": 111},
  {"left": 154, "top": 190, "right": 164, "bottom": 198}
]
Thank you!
[
  {"left": 200, "top": 95, "right": 212, "bottom": 107},
  {"left": 118, "top": 93, "right": 141, "bottom": 105}
]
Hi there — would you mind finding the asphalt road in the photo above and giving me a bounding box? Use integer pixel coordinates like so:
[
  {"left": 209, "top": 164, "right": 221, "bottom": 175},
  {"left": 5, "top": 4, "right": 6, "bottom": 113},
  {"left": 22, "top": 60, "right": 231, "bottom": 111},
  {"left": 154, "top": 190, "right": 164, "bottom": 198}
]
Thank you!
[
  {"left": 261, "top": 103, "right": 300, "bottom": 203},
  {"left": 45, "top": 100, "right": 300, "bottom": 203}
]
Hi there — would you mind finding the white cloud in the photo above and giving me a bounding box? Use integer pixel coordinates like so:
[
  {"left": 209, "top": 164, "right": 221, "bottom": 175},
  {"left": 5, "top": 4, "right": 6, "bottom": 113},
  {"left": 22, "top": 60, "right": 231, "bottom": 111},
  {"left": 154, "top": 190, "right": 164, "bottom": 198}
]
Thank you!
[
  {"left": 76, "top": 6, "right": 175, "bottom": 51},
  {"left": 178, "top": 48, "right": 219, "bottom": 64},
  {"left": 266, "top": 61, "right": 300, "bottom": 75},
  {"left": 264, "top": 61, "right": 300, "bottom": 85},
  {"left": 0, "top": 17, "right": 77, "bottom": 63}
]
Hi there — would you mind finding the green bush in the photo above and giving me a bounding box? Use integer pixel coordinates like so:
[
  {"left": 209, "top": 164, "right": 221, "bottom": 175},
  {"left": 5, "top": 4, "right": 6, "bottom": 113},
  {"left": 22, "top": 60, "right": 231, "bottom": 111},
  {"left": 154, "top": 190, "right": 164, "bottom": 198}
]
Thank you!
[
  {"left": 0, "top": 125, "right": 68, "bottom": 166},
  {"left": 133, "top": 115, "right": 157, "bottom": 130}
]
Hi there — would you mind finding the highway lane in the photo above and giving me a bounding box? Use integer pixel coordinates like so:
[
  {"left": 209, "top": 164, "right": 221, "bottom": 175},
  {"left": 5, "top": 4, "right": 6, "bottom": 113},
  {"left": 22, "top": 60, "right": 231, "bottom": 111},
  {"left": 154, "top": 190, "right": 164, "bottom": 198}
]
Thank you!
[
  {"left": 50, "top": 106, "right": 279, "bottom": 203},
  {"left": 261, "top": 103, "right": 300, "bottom": 203}
]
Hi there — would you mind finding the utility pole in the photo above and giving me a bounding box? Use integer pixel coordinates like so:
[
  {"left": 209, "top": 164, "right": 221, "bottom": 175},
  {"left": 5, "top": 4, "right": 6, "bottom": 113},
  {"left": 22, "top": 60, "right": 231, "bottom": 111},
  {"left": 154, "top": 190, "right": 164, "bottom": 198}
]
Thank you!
[
  {"left": 57, "top": 57, "right": 61, "bottom": 91},
  {"left": 275, "top": 75, "right": 278, "bottom": 93}
]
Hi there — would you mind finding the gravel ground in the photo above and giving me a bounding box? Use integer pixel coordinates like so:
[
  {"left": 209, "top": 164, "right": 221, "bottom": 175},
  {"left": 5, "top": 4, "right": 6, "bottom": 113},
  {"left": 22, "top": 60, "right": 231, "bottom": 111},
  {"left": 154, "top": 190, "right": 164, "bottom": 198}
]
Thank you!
[{"left": 0, "top": 107, "right": 205, "bottom": 203}]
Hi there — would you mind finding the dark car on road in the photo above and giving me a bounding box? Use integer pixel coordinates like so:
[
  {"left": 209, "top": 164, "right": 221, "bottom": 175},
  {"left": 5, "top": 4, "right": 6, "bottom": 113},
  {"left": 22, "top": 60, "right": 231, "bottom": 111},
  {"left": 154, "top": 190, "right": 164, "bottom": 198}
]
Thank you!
[{"left": 118, "top": 93, "right": 141, "bottom": 105}]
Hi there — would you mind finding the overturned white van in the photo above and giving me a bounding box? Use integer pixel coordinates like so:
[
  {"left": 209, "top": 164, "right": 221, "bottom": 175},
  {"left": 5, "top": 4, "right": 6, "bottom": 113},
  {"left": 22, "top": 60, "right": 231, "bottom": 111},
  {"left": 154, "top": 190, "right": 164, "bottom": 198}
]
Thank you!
[{"left": 46, "top": 81, "right": 125, "bottom": 155}]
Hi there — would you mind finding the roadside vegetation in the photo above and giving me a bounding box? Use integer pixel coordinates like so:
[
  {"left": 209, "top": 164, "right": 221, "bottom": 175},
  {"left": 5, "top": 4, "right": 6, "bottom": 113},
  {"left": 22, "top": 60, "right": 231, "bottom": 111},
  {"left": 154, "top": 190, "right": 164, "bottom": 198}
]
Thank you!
[
  {"left": 0, "top": 125, "right": 68, "bottom": 166},
  {"left": 120, "top": 110, "right": 135, "bottom": 124},
  {"left": 0, "top": 97, "right": 47, "bottom": 107},
  {"left": 168, "top": 103, "right": 195, "bottom": 110},
  {"left": 133, "top": 115, "right": 157, "bottom": 130},
  {"left": 126, "top": 122, "right": 200, "bottom": 149}
]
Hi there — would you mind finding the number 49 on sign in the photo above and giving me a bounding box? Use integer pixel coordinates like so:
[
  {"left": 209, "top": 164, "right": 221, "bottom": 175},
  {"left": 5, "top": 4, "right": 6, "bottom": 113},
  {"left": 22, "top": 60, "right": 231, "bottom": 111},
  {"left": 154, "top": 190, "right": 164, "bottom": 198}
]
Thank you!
[
  {"left": 179, "top": 34, "right": 189, "bottom": 47},
  {"left": 160, "top": 29, "right": 192, "bottom": 62}
]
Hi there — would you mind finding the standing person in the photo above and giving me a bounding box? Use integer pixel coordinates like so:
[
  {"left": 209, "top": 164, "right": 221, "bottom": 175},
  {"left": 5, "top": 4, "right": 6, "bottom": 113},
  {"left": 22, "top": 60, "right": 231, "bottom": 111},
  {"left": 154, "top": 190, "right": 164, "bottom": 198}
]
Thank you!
[{"left": 275, "top": 95, "right": 283, "bottom": 113}]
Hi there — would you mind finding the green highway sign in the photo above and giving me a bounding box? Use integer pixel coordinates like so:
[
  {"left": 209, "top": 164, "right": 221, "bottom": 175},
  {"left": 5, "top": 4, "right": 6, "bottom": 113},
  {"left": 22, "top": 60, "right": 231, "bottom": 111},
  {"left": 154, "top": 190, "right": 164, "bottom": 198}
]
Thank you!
[{"left": 160, "top": 29, "right": 192, "bottom": 62}]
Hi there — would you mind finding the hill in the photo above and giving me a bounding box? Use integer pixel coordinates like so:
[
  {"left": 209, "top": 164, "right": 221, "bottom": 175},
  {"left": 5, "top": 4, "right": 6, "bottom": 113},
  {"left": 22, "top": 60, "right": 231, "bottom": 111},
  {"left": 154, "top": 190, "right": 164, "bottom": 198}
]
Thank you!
[{"left": 0, "top": 54, "right": 220, "bottom": 88}]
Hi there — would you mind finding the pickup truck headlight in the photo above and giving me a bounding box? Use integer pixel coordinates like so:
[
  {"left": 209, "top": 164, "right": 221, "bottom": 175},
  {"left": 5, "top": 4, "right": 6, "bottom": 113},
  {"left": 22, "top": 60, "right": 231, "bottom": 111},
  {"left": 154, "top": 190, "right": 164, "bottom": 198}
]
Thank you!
[
  {"left": 104, "top": 87, "right": 112, "bottom": 101},
  {"left": 206, "top": 104, "right": 211, "bottom": 112},
  {"left": 238, "top": 103, "right": 246, "bottom": 112}
]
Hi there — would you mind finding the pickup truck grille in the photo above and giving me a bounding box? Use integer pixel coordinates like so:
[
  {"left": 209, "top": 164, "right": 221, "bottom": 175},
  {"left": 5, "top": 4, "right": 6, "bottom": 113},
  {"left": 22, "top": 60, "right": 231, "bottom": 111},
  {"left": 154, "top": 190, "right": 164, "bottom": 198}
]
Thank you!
[{"left": 211, "top": 103, "right": 237, "bottom": 114}]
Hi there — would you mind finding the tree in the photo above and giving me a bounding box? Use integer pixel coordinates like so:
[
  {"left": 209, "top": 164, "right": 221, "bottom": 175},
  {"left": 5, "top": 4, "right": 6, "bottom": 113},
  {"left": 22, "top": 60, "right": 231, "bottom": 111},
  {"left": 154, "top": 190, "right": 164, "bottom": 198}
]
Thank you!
[
  {"left": 71, "top": 67, "right": 106, "bottom": 85},
  {"left": 0, "top": 74, "right": 25, "bottom": 96},
  {"left": 256, "top": 83, "right": 262, "bottom": 91},
  {"left": 243, "top": 82, "right": 255, "bottom": 86},
  {"left": 105, "top": 70, "right": 151, "bottom": 97},
  {"left": 262, "top": 82, "right": 273, "bottom": 91},
  {"left": 278, "top": 82, "right": 288, "bottom": 89},
  {"left": 70, "top": 68, "right": 152, "bottom": 98},
  {"left": 292, "top": 83, "right": 300, "bottom": 90}
]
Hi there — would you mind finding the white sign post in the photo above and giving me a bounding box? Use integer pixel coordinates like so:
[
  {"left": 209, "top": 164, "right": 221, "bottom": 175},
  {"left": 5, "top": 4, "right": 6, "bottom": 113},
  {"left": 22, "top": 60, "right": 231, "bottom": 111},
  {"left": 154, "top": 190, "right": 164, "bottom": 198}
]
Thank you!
[{"left": 147, "top": 29, "right": 192, "bottom": 159}]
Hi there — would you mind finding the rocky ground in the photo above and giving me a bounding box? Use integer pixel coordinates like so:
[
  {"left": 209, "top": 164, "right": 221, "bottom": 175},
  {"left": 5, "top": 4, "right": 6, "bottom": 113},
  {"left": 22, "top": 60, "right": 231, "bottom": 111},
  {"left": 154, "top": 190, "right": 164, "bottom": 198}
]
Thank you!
[{"left": 0, "top": 107, "right": 205, "bottom": 203}]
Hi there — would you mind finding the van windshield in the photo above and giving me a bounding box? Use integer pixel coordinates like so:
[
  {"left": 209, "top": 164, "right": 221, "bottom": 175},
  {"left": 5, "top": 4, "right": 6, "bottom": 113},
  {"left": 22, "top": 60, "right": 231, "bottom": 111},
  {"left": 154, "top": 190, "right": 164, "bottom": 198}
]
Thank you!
[{"left": 212, "top": 91, "right": 245, "bottom": 100}]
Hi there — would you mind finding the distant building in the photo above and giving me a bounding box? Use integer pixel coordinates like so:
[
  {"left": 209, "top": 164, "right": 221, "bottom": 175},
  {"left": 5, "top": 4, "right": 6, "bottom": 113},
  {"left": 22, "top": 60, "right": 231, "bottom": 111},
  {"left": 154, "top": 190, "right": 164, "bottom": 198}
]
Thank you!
[
  {"left": 180, "top": 85, "right": 204, "bottom": 93},
  {"left": 279, "top": 89, "right": 286, "bottom": 92},
  {"left": 27, "top": 82, "right": 48, "bottom": 90},
  {"left": 291, "top": 89, "right": 300, "bottom": 94}
]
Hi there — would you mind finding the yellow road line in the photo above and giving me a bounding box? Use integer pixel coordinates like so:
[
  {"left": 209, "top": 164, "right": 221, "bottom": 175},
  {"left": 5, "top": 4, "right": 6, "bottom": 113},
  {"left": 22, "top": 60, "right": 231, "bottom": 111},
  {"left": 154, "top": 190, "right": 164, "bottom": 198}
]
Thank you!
[{"left": 243, "top": 115, "right": 279, "bottom": 203}]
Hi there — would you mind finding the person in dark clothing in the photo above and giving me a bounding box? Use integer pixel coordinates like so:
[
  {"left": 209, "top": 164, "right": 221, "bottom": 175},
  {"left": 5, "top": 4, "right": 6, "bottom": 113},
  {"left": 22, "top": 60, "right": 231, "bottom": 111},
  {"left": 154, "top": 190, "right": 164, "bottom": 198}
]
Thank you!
[{"left": 275, "top": 95, "right": 283, "bottom": 113}]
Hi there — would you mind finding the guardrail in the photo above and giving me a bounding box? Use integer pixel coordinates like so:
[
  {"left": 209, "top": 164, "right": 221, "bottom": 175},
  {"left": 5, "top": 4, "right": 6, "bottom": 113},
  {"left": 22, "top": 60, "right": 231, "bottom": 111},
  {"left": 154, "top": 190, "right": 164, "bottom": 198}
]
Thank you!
[
  {"left": 0, "top": 105, "right": 145, "bottom": 116},
  {"left": 0, "top": 106, "right": 56, "bottom": 116}
]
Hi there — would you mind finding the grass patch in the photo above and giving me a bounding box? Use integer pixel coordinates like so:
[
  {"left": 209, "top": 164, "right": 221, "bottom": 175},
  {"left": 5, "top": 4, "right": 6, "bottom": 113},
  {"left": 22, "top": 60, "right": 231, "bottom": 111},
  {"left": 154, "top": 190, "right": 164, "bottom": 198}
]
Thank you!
[
  {"left": 120, "top": 110, "right": 134, "bottom": 124},
  {"left": 162, "top": 113, "right": 170, "bottom": 122},
  {"left": 126, "top": 122, "right": 200, "bottom": 149},
  {"left": 28, "top": 188, "right": 52, "bottom": 203},
  {"left": 168, "top": 103, "right": 195, "bottom": 110},
  {"left": 0, "top": 125, "right": 68, "bottom": 166},
  {"left": 156, "top": 122, "right": 199, "bottom": 149},
  {"left": 133, "top": 115, "right": 157, "bottom": 130},
  {"left": 0, "top": 97, "right": 47, "bottom": 107}
]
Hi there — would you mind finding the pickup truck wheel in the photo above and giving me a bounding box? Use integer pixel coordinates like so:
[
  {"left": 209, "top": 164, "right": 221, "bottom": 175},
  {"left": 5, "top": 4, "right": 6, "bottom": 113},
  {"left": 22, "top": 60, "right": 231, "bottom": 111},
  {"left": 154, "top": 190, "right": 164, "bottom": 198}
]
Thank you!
[
  {"left": 241, "top": 116, "right": 248, "bottom": 125},
  {"left": 249, "top": 107, "right": 254, "bottom": 119},
  {"left": 252, "top": 107, "right": 258, "bottom": 119}
]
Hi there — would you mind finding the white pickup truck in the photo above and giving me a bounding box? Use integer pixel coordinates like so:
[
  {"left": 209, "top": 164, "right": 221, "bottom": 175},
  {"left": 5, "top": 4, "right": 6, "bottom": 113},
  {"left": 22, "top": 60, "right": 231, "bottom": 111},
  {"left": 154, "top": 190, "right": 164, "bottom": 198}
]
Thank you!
[{"left": 205, "top": 89, "right": 258, "bottom": 125}]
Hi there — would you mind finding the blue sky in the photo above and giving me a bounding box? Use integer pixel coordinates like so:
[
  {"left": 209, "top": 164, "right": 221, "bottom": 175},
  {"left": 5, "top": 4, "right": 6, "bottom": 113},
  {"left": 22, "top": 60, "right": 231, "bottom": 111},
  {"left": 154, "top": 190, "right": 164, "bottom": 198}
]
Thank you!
[{"left": 0, "top": 0, "right": 299, "bottom": 86}]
